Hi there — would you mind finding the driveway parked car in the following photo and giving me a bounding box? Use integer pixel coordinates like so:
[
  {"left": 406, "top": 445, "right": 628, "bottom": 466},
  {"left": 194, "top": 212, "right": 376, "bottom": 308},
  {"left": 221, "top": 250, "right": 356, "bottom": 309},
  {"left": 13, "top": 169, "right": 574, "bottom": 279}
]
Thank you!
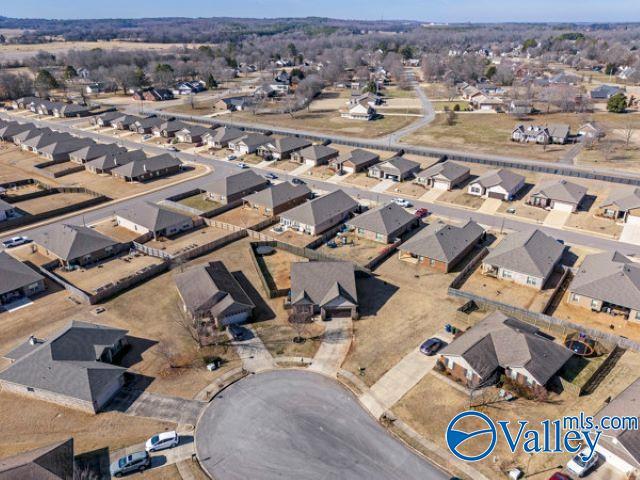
[
  {"left": 419, "top": 338, "right": 446, "bottom": 356},
  {"left": 394, "top": 198, "right": 411, "bottom": 208},
  {"left": 145, "top": 431, "right": 179, "bottom": 452},
  {"left": 228, "top": 324, "right": 246, "bottom": 341},
  {"left": 567, "top": 449, "right": 599, "bottom": 478},
  {"left": 226, "top": 155, "right": 237, "bottom": 161},
  {"left": 265, "top": 173, "right": 278, "bottom": 180},
  {"left": 110, "top": 451, "right": 151, "bottom": 477},
  {"left": 237, "top": 162, "right": 248, "bottom": 169},
  {"left": 548, "top": 473, "right": 571, "bottom": 480},
  {"left": 415, "top": 208, "right": 428, "bottom": 218},
  {"left": 291, "top": 178, "right": 305, "bottom": 185},
  {"left": 2, "top": 236, "right": 30, "bottom": 248}
]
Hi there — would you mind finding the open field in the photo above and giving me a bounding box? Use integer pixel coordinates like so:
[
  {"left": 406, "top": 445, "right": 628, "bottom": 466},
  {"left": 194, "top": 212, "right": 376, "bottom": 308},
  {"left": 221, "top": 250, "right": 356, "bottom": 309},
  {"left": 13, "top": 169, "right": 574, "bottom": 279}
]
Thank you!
[
  {"left": 342, "top": 253, "right": 464, "bottom": 386},
  {"left": 12, "top": 191, "right": 95, "bottom": 215},
  {"left": 53, "top": 253, "right": 164, "bottom": 293},
  {"left": 393, "top": 348, "right": 640, "bottom": 480},
  {"left": 144, "top": 224, "right": 230, "bottom": 256},
  {"left": 229, "top": 110, "right": 416, "bottom": 139}
]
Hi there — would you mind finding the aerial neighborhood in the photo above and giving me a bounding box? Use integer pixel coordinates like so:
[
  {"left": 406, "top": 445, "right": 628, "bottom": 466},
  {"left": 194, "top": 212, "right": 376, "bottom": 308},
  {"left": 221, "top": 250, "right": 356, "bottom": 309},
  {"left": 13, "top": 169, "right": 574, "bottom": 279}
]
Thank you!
[{"left": 0, "top": 10, "right": 640, "bottom": 480}]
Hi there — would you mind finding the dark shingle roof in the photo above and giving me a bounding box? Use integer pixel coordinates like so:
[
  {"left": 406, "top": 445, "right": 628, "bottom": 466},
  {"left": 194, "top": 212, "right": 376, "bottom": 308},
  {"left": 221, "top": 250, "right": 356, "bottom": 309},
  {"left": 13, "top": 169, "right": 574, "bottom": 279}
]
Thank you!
[
  {"left": 296, "top": 144, "right": 339, "bottom": 161},
  {"left": 600, "top": 187, "right": 640, "bottom": 212},
  {"left": 530, "top": 179, "right": 587, "bottom": 205},
  {"left": 336, "top": 148, "right": 380, "bottom": 168},
  {"left": 400, "top": 220, "right": 484, "bottom": 262},
  {"left": 281, "top": 189, "right": 358, "bottom": 226},
  {"left": 440, "top": 311, "right": 573, "bottom": 385},
  {"left": 243, "top": 181, "right": 310, "bottom": 209},
  {"left": 32, "top": 224, "right": 119, "bottom": 262},
  {"left": 0, "top": 252, "right": 44, "bottom": 297},
  {"left": 204, "top": 126, "right": 244, "bottom": 144},
  {"left": 267, "top": 136, "right": 312, "bottom": 154},
  {"left": 347, "top": 202, "right": 416, "bottom": 237},
  {"left": 473, "top": 168, "right": 524, "bottom": 192},
  {"left": 0, "top": 321, "right": 127, "bottom": 404},
  {"left": 374, "top": 156, "right": 421, "bottom": 175},
  {"left": 204, "top": 170, "right": 270, "bottom": 198},
  {"left": 416, "top": 160, "right": 470, "bottom": 182},
  {"left": 0, "top": 438, "right": 74, "bottom": 479},
  {"left": 111, "top": 153, "right": 181, "bottom": 178},
  {"left": 85, "top": 149, "right": 146, "bottom": 171},
  {"left": 116, "top": 202, "right": 192, "bottom": 233},
  {"left": 484, "top": 229, "right": 564, "bottom": 278},
  {"left": 290, "top": 261, "right": 357, "bottom": 308}
]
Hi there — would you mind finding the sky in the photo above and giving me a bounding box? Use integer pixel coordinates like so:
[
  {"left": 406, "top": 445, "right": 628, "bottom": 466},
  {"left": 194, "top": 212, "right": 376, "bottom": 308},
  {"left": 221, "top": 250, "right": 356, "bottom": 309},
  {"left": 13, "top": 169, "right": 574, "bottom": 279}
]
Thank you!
[{"left": 1, "top": 0, "right": 639, "bottom": 23}]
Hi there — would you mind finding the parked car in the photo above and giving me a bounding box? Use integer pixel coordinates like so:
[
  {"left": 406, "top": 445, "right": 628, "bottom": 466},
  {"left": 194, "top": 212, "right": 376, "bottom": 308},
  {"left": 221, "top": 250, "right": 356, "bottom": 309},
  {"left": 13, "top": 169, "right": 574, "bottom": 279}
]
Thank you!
[
  {"left": 228, "top": 324, "right": 246, "bottom": 341},
  {"left": 110, "top": 451, "right": 151, "bottom": 477},
  {"left": 265, "top": 173, "right": 278, "bottom": 180},
  {"left": 226, "top": 154, "right": 237, "bottom": 161},
  {"left": 237, "top": 162, "right": 248, "bottom": 169},
  {"left": 2, "top": 236, "right": 30, "bottom": 248},
  {"left": 291, "top": 178, "right": 305, "bottom": 185},
  {"left": 394, "top": 198, "right": 411, "bottom": 208},
  {"left": 165, "top": 145, "right": 179, "bottom": 152},
  {"left": 548, "top": 473, "right": 571, "bottom": 480},
  {"left": 145, "top": 431, "right": 179, "bottom": 452},
  {"left": 419, "top": 338, "right": 446, "bottom": 356},
  {"left": 415, "top": 208, "right": 428, "bottom": 218},
  {"left": 566, "top": 450, "right": 599, "bottom": 478},
  {"left": 141, "top": 134, "right": 153, "bottom": 142}
]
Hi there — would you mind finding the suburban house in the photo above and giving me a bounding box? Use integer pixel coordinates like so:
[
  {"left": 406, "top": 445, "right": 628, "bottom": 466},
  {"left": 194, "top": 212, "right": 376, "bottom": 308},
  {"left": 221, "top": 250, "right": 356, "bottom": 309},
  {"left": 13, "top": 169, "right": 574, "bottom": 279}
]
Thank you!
[
  {"left": 0, "top": 252, "right": 46, "bottom": 305},
  {"left": 12, "top": 126, "right": 52, "bottom": 147},
  {"left": 399, "top": 220, "right": 485, "bottom": 272},
  {"left": 291, "top": 144, "right": 340, "bottom": 166},
  {"left": 329, "top": 149, "right": 380, "bottom": 174},
  {"left": 598, "top": 188, "right": 640, "bottom": 223},
  {"left": 132, "top": 87, "right": 174, "bottom": 101},
  {"left": 594, "top": 379, "right": 640, "bottom": 476},
  {"left": 289, "top": 261, "right": 358, "bottom": 320},
  {"left": 175, "top": 125, "right": 214, "bottom": 144},
  {"left": 590, "top": 84, "right": 624, "bottom": 100},
  {"left": 0, "top": 199, "right": 16, "bottom": 222},
  {"left": 32, "top": 224, "right": 124, "bottom": 268},
  {"left": 228, "top": 133, "right": 270, "bottom": 155},
  {"left": 69, "top": 143, "right": 127, "bottom": 165},
  {"left": 243, "top": 182, "right": 311, "bottom": 216},
  {"left": 175, "top": 261, "right": 255, "bottom": 343},
  {"left": 204, "top": 170, "right": 270, "bottom": 205},
  {"left": 482, "top": 229, "right": 564, "bottom": 290},
  {"left": 111, "top": 154, "right": 182, "bottom": 182},
  {"left": 346, "top": 202, "right": 419, "bottom": 244},
  {"left": 467, "top": 168, "right": 525, "bottom": 201},
  {"left": 85, "top": 149, "right": 147, "bottom": 174},
  {"left": 116, "top": 202, "right": 194, "bottom": 240},
  {"left": 21, "top": 131, "right": 74, "bottom": 153},
  {"left": 129, "top": 116, "right": 165, "bottom": 134},
  {"left": 173, "top": 80, "right": 206, "bottom": 96},
  {"left": 111, "top": 115, "right": 140, "bottom": 130},
  {"left": 511, "top": 124, "right": 570, "bottom": 145},
  {"left": 38, "top": 137, "right": 94, "bottom": 162},
  {"left": 12, "top": 96, "right": 40, "bottom": 110},
  {"left": 215, "top": 97, "right": 250, "bottom": 112},
  {"left": 578, "top": 122, "right": 605, "bottom": 140},
  {"left": 92, "top": 110, "right": 124, "bottom": 127},
  {"left": 415, "top": 160, "right": 470, "bottom": 190},
  {"left": 340, "top": 100, "right": 376, "bottom": 121},
  {"left": 152, "top": 120, "right": 189, "bottom": 138},
  {"left": 257, "top": 136, "right": 312, "bottom": 160},
  {"left": 438, "top": 311, "right": 573, "bottom": 391},
  {"left": 52, "top": 104, "right": 92, "bottom": 118},
  {"left": 203, "top": 126, "right": 245, "bottom": 149},
  {"left": 0, "top": 438, "right": 74, "bottom": 480},
  {"left": 368, "top": 156, "right": 421, "bottom": 182},
  {"left": 547, "top": 124, "right": 571, "bottom": 144},
  {"left": 470, "top": 94, "right": 503, "bottom": 111},
  {"left": 567, "top": 251, "right": 640, "bottom": 321},
  {"left": 280, "top": 189, "right": 359, "bottom": 235},
  {"left": 528, "top": 179, "right": 587, "bottom": 212},
  {"left": 0, "top": 122, "right": 33, "bottom": 141},
  {"left": 508, "top": 100, "right": 534, "bottom": 115},
  {"left": 0, "top": 321, "right": 128, "bottom": 413}
]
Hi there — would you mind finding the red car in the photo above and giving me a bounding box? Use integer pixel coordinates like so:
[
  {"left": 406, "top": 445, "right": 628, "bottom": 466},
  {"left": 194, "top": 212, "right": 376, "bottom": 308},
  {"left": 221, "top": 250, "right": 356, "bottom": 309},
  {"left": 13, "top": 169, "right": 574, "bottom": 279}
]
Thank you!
[
  {"left": 548, "top": 473, "right": 571, "bottom": 480},
  {"left": 415, "top": 208, "right": 429, "bottom": 218}
]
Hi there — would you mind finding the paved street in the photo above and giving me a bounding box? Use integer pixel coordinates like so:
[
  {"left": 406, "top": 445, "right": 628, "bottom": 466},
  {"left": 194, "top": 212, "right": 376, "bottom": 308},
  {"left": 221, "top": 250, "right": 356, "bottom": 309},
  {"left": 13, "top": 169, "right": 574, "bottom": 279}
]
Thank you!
[{"left": 195, "top": 370, "right": 449, "bottom": 480}]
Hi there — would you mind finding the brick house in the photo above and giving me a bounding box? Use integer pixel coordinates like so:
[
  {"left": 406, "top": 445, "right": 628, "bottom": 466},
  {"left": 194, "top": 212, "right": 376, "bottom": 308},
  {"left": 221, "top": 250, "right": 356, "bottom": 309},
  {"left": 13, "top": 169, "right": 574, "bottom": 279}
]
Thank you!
[
  {"left": 243, "top": 181, "right": 311, "bottom": 216},
  {"left": 346, "top": 202, "right": 419, "bottom": 244}
]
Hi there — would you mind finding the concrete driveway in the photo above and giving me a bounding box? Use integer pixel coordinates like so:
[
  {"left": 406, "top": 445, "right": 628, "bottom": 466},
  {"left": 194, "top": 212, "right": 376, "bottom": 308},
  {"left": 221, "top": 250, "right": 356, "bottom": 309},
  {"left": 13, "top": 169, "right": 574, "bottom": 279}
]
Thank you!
[
  {"left": 543, "top": 209, "right": 572, "bottom": 228},
  {"left": 620, "top": 222, "right": 640, "bottom": 245},
  {"left": 195, "top": 370, "right": 449, "bottom": 480}
]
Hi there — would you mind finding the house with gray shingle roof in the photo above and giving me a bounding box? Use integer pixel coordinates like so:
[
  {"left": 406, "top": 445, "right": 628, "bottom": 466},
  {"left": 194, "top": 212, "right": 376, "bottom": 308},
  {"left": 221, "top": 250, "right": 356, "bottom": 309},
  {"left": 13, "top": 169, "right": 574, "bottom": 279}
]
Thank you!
[
  {"left": 0, "top": 438, "right": 74, "bottom": 480},
  {"left": 291, "top": 144, "right": 340, "bottom": 166},
  {"left": 151, "top": 120, "right": 189, "bottom": 138},
  {"left": 21, "top": 131, "right": 74, "bottom": 153},
  {"left": 111, "top": 153, "right": 182, "bottom": 182},
  {"left": 467, "top": 168, "right": 525, "bottom": 201},
  {"left": 257, "top": 136, "right": 312, "bottom": 160},
  {"left": 69, "top": 142, "right": 127, "bottom": 165},
  {"left": 0, "top": 122, "right": 33, "bottom": 141},
  {"left": 175, "top": 124, "right": 214, "bottom": 144},
  {"left": 439, "top": 311, "right": 573, "bottom": 391},
  {"left": 204, "top": 170, "right": 270, "bottom": 205},
  {"left": 203, "top": 126, "right": 245, "bottom": 149},
  {"left": 399, "top": 220, "right": 485, "bottom": 272},
  {"left": 52, "top": 103, "right": 92, "bottom": 118},
  {"left": 0, "top": 198, "right": 16, "bottom": 222},
  {"left": 347, "top": 202, "right": 419, "bottom": 244},
  {"left": 329, "top": 148, "right": 380, "bottom": 174},
  {"left": 92, "top": 110, "right": 125, "bottom": 127},
  {"left": 175, "top": 261, "right": 254, "bottom": 341},
  {"left": 290, "top": 261, "right": 358, "bottom": 320},
  {"left": 482, "top": 229, "right": 564, "bottom": 290},
  {"left": 528, "top": 179, "right": 587, "bottom": 212},
  {"left": 0, "top": 252, "right": 46, "bottom": 305},
  {"left": 368, "top": 156, "right": 421, "bottom": 182},
  {"left": 38, "top": 137, "right": 94, "bottom": 162},
  {"left": 129, "top": 116, "right": 165, "bottom": 134},
  {"left": 280, "top": 189, "right": 359, "bottom": 235},
  {"left": 32, "top": 224, "right": 124, "bottom": 268},
  {"left": 85, "top": 149, "right": 146, "bottom": 174},
  {"left": 590, "top": 84, "right": 624, "bottom": 100},
  {"left": 12, "top": 126, "right": 53, "bottom": 147},
  {"left": 599, "top": 188, "right": 640, "bottom": 223},
  {"left": 116, "top": 202, "right": 194, "bottom": 240},
  {"left": 567, "top": 251, "right": 640, "bottom": 321},
  {"left": 415, "top": 160, "right": 470, "bottom": 190},
  {"left": 0, "top": 321, "right": 128, "bottom": 413},
  {"left": 228, "top": 133, "right": 270, "bottom": 155},
  {"left": 594, "top": 378, "right": 640, "bottom": 476},
  {"left": 243, "top": 181, "right": 311, "bottom": 216}
]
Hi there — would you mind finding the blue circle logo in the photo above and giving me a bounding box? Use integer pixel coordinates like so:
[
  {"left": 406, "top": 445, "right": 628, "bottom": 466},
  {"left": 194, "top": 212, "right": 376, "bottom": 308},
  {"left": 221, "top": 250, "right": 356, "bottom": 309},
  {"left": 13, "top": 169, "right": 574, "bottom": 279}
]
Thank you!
[{"left": 446, "top": 411, "right": 497, "bottom": 462}]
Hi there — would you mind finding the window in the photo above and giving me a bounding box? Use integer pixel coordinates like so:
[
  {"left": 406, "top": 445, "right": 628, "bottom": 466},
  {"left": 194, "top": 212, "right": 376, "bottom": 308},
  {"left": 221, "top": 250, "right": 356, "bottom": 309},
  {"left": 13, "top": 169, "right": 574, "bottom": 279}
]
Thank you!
[
  {"left": 502, "top": 270, "right": 512, "bottom": 279},
  {"left": 376, "top": 233, "right": 384, "bottom": 241},
  {"left": 526, "top": 276, "right": 537, "bottom": 286},
  {"left": 357, "top": 228, "right": 365, "bottom": 234},
  {"left": 429, "top": 258, "right": 435, "bottom": 266},
  {"left": 591, "top": 299, "right": 599, "bottom": 309},
  {"left": 571, "top": 293, "right": 580, "bottom": 302},
  {"left": 636, "top": 311, "right": 640, "bottom": 320}
]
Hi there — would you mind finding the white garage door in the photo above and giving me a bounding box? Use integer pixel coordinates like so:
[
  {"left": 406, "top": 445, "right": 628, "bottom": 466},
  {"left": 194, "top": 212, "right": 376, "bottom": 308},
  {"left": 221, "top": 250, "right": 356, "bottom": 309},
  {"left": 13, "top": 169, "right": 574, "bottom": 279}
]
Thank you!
[
  {"left": 433, "top": 180, "right": 449, "bottom": 190},
  {"left": 553, "top": 202, "right": 575, "bottom": 212},
  {"left": 305, "top": 159, "right": 316, "bottom": 166},
  {"left": 627, "top": 215, "right": 640, "bottom": 225}
]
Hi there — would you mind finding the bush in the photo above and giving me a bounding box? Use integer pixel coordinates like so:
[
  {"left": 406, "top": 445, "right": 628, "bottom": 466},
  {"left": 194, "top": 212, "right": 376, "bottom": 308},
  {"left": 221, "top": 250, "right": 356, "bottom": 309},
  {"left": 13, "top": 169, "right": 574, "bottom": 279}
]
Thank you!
[
  {"left": 453, "top": 103, "right": 461, "bottom": 112},
  {"left": 607, "top": 92, "right": 628, "bottom": 113}
]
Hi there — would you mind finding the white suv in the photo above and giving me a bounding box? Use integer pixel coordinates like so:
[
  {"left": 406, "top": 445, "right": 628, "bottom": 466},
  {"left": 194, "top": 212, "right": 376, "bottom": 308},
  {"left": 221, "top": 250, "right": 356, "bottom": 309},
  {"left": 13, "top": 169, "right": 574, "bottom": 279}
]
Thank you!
[
  {"left": 145, "top": 431, "right": 179, "bottom": 452},
  {"left": 566, "top": 449, "right": 599, "bottom": 477}
]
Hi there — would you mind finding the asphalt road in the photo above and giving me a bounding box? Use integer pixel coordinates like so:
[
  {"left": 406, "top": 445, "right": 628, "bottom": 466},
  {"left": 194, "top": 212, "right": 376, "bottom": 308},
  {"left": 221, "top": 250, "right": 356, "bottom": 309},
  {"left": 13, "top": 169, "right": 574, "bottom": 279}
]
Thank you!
[
  {"left": 195, "top": 370, "right": 449, "bottom": 480},
  {"left": 387, "top": 68, "right": 436, "bottom": 144}
]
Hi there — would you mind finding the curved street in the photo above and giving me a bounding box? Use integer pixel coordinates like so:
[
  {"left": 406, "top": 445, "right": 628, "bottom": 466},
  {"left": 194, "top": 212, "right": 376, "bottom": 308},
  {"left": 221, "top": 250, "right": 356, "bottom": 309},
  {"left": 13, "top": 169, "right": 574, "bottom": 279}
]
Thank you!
[{"left": 195, "top": 370, "right": 449, "bottom": 480}]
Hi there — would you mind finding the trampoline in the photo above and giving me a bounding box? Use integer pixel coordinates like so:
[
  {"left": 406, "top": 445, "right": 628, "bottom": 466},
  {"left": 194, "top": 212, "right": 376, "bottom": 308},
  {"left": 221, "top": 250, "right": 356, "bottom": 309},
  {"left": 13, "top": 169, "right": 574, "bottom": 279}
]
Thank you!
[{"left": 564, "top": 333, "right": 596, "bottom": 357}]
